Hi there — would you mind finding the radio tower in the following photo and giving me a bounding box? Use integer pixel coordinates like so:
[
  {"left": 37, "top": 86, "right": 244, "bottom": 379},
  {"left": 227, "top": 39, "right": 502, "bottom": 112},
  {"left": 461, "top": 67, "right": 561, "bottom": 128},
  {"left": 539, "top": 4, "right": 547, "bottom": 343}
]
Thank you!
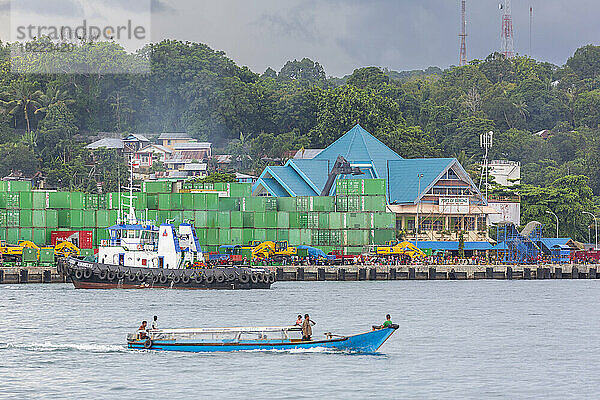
[
  {"left": 500, "top": 0, "right": 514, "bottom": 58},
  {"left": 459, "top": 0, "right": 467, "bottom": 66}
]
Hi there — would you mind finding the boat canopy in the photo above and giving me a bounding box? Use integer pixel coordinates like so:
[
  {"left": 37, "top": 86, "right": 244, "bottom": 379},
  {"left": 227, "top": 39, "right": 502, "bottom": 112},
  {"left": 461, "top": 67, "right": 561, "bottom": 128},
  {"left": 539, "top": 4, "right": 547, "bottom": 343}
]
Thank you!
[
  {"left": 108, "top": 224, "right": 158, "bottom": 231},
  {"left": 153, "top": 326, "right": 302, "bottom": 334}
]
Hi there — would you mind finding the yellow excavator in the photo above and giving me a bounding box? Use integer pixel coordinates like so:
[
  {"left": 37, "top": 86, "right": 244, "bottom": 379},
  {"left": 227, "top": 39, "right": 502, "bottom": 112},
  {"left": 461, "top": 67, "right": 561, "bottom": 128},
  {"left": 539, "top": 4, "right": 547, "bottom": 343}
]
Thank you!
[
  {"left": 250, "top": 240, "right": 297, "bottom": 260},
  {"left": 376, "top": 240, "right": 426, "bottom": 258},
  {"left": 53, "top": 241, "right": 80, "bottom": 257},
  {"left": 0, "top": 240, "right": 80, "bottom": 261}
]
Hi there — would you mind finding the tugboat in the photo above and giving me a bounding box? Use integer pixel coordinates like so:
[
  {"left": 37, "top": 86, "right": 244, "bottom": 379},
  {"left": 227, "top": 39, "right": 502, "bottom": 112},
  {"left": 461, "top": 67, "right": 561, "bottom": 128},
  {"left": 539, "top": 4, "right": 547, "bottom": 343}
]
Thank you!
[{"left": 59, "top": 163, "right": 275, "bottom": 290}]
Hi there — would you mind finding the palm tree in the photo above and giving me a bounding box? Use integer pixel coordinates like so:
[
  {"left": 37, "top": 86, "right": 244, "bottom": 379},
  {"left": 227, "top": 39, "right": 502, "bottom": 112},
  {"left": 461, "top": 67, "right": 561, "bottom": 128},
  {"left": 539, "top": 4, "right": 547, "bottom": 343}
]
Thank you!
[
  {"left": 34, "top": 84, "right": 75, "bottom": 116},
  {"left": 0, "top": 80, "right": 43, "bottom": 132},
  {"left": 512, "top": 99, "right": 529, "bottom": 124}
]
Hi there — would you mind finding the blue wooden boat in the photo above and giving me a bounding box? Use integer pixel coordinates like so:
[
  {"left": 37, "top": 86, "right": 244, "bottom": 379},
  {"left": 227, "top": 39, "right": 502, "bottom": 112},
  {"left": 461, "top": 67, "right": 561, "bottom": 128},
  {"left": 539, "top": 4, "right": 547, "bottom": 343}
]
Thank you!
[{"left": 127, "top": 324, "right": 398, "bottom": 353}]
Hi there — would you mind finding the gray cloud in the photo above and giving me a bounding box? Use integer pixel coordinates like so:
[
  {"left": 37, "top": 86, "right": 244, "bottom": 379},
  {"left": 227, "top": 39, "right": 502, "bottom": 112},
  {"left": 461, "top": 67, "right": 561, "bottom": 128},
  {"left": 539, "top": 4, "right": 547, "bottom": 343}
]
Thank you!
[{"left": 11, "top": 0, "right": 84, "bottom": 17}]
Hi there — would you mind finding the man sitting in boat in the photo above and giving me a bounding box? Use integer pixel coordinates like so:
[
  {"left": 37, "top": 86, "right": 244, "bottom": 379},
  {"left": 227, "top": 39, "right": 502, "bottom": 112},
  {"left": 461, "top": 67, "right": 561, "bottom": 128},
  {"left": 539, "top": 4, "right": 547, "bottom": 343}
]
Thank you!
[
  {"left": 301, "top": 314, "right": 315, "bottom": 340},
  {"left": 381, "top": 314, "right": 393, "bottom": 328},
  {"left": 138, "top": 321, "right": 148, "bottom": 339},
  {"left": 295, "top": 315, "right": 302, "bottom": 326}
]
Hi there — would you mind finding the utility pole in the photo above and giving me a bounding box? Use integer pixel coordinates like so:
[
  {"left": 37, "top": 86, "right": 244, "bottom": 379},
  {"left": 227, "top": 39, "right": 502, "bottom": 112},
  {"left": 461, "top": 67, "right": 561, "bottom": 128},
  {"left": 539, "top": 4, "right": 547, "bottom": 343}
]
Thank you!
[
  {"left": 583, "top": 211, "right": 598, "bottom": 250},
  {"left": 546, "top": 210, "right": 559, "bottom": 238},
  {"left": 459, "top": 0, "right": 467, "bottom": 66},
  {"left": 529, "top": 6, "right": 533, "bottom": 56},
  {"left": 416, "top": 174, "right": 424, "bottom": 249},
  {"left": 500, "top": 0, "right": 514, "bottom": 58}
]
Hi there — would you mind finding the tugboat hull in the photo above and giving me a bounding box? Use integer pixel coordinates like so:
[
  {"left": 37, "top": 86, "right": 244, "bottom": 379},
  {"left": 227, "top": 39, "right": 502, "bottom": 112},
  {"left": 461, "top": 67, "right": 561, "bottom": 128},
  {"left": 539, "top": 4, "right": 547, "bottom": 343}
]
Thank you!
[{"left": 59, "top": 257, "right": 274, "bottom": 290}]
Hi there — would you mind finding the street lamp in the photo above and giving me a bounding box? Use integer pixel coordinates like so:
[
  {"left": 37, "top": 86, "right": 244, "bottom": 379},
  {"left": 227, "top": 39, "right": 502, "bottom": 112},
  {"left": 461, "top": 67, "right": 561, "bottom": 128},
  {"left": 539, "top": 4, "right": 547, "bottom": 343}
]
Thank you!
[
  {"left": 582, "top": 211, "right": 598, "bottom": 250},
  {"left": 416, "top": 174, "right": 424, "bottom": 249},
  {"left": 545, "top": 210, "right": 559, "bottom": 238}
]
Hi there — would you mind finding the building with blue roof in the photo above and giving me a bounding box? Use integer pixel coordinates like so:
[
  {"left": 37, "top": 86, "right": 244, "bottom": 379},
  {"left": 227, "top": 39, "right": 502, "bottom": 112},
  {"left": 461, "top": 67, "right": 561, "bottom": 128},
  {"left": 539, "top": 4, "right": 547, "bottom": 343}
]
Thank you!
[{"left": 253, "top": 124, "right": 499, "bottom": 242}]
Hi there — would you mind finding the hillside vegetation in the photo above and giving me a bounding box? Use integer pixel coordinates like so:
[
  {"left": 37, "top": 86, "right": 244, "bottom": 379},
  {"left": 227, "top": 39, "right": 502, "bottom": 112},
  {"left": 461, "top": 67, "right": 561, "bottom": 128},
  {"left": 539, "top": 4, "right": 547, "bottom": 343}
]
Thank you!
[{"left": 1, "top": 40, "right": 600, "bottom": 239}]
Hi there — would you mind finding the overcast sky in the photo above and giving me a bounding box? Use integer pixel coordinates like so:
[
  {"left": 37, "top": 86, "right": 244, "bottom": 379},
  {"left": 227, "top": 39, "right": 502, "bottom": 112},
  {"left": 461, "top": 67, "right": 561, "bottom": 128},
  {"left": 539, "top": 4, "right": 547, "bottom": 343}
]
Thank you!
[{"left": 2, "top": 0, "right": 600, "bottom": 76}]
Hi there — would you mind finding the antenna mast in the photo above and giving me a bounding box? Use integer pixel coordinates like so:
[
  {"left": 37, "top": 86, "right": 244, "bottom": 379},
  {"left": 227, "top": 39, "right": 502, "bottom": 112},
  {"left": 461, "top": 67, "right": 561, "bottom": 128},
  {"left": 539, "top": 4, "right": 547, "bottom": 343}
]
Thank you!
[
  {"left": 500, "top": 0, "right": 514, "bottom": 58},
  {"left": 459, "top": 0, "right": 467, "bottom": 66}
]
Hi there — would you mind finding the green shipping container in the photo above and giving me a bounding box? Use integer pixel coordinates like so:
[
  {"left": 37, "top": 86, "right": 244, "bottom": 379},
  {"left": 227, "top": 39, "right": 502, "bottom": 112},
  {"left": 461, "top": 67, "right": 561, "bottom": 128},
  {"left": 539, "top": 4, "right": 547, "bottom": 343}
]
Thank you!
[
  {"left": 288, "top": 229, "right": 301, "bottom": 245},
  {"left": 219, "top": 229, "right": 231, "bottom": 244},
  {"left": 230, "top": 211, "right": 243, "bottom": 228},
  {"left": 181, "top": 193, "right": 194, "bottom": 210},
  {"left": 277, "top": 229, "right": 289, "bottom": 242},
  {"left": 49, "top": 192, "right": 70, "bottom": 209},
  {"left": 46, "top": 210, "right": 58, "bottom": 228},
  {"left": 70, "top": 192, "right": 85, "bottom": 209},
  {"left": 158, "top": 193, "right": 172, "bottom": 210},
  {"left": 362, "top": 196, "right": 386, "bottom": 212},
  {"left": 193, "top": 193, "right": 207, "bottom": 210},
  {"left": 19, "top": 228, "right": 33, "bottom": 241},
  {"left": 19, "top": 210, "right": 32, "bottom": 227},
  {"left": 206, "top": 193, "right": 219, "bottom": 210},
  {"left": 372, "top": 229, "right": 395, "bottom": 245},
  {"left": 19, "top": 192, "right": 33, "bottom": 209},
  {"left": 195, "top": 228, "right": 207, "bottom": 245},
  {"left": 70, "top": 210, "right": 83, "bottom": 228},
  {"left": 276, "top": 212, "right": 289, "bottom": 229},
  {"left": 347, "top": 196, "right": 362, "bottom": 212},
  {"left": 33, "top": 228, "right": 47, "bottom": 245},
  {"left": 254, "top": 212, "right": 266, "bottom": 228},
  {"left": 32, "top": 192, "right": 48, "bottom": 209},
  {"left": 263, "top": 229, "right": 275, "bottom": 242},
  {"left": 300, "top": 229, "right": 311, "bottom": 245},
  {"left": 218, "top": 211, "right": 231, "bottom": 228},
  {"left": 147, "top": 194, "right": 159, "bottom": 210},
  {"left": 8, "top": 181, "right": 31, "bottom": 192},
  {"left": 6, "top": 227, "right": 18, "bottom": 243},
  {"left": 312, "top": 196, "right": 335, "bottom": 212},
  {"left": 230, "top": 228, "right": 243, "bottom": 244},
  {"left": 242, "top": 212, "right": 254, "bottom": 228},
  {"left": 242, "top": 228, "right": 254, "bottom": 245},
  {"left": 335, "top": 196, "right": 348, "bottom": 212},
  {"left": 373, "top": 212, "right": 395, "bottom": 229},
  {"left": 277, "top": 197, "right": 296, "bottom": 212},
  {"left": 0, "top": 210, "right": 6, "bottom": 227},
  {"left": 144, "top": 180, "right": 172, "bottom": 193},
  {"left": 206, "top": 229, "right": 219, "bottom": 245},
  {"left": 346, "top": 213, "right": 368, "bottom": 229},
  {"left": 194, "top": 211, "right": 207, "bottom": 227},
  {"left": 253, "top": 229, "right": 266, "bottom": 242},
  {"left": 39, "top": 248, "right": 54, "bottom": 264},
  {"left": 83, "top": 210, "right": 96, "bottom": 227},
  {"left": 171, "top": 193, "right": 183, "bottom": 210},
  {"left": 219, "top": 197, "right": 240, "bottom": 212},
  {"left": 32, "top": 210, "right": 46, "bottom": 227},
  {"left": 243, "top": 197, "right": 266, "bottom": 212},
  {"left": 229, "top": 183, "right": 251, "bottom": 197},
  {"left": 206, "top": 211, "right": 218, "bottom": 228}
]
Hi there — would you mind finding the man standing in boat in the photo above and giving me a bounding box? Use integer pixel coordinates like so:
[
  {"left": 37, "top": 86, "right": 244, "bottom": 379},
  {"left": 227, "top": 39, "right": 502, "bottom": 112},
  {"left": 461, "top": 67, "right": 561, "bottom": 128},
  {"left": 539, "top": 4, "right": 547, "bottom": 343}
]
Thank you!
[{"left": 301, "top": 314, "right": 315, "bottom": 340}]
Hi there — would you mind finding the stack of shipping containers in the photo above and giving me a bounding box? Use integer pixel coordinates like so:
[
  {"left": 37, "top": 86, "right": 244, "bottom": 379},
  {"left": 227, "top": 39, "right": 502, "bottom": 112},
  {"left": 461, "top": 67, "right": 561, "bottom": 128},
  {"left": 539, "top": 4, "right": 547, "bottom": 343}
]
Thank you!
[{"left": 0, "top": 178, "right": 396, "bottom": 258}]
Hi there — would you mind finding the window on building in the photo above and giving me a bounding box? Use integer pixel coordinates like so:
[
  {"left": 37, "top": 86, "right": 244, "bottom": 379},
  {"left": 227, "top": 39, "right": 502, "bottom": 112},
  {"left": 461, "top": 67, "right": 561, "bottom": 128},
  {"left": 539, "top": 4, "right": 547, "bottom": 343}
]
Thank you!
[
  {"left": 465, "top": 217, "right": 476, "bottom": 231},
  {"left": 432, "top": 220, "right": 443, "bottom": 231},
  {"left": 449, "top": 188, "right": 459, "bottom": 196},
  {"left": 421, "top": 219, "right": 432, "bottom": 231},
  {"left": 406, "top": 218, "right": 415, "bottom": 231},
  {"left": 447, "top": 169, "right": 459, "bottom": 179},
  {"left": 433, "top": 187, "right": 446, "bottom": 195},
  {"left": 477, "top": 216, "right": 487, "bottom": 231},
  {"left": 450, "top": 217, "right": 461, "bottom": 231}
]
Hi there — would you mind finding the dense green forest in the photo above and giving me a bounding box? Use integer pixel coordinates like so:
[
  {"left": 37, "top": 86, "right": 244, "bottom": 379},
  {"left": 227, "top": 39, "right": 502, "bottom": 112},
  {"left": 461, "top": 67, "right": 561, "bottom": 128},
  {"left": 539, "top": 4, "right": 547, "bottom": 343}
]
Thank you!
[{"left": 1, "top": 40, "right": 600, "bottom": 240}]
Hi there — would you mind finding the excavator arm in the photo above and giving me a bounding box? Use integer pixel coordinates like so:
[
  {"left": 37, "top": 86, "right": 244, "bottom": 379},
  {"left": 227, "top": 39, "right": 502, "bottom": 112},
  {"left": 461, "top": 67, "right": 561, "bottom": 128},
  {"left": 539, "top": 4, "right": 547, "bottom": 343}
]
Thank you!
[
  {"left": 320, "top": 155, "right": 364, "bottom": 196},
  {"left": 54, "top": 241, "right": 80, "bottom": 257}
]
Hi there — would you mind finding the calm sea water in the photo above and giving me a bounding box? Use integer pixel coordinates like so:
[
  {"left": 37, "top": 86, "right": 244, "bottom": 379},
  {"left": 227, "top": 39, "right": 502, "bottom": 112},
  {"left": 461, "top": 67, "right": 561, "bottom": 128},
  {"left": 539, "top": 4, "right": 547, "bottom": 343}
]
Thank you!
[{"left": 2, "top": 280, "right": 600, "bottom": 399}]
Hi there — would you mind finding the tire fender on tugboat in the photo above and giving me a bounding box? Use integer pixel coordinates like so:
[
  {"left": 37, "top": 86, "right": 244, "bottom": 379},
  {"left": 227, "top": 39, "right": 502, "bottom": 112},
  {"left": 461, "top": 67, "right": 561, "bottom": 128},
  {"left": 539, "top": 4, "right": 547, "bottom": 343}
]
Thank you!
[{"left": 144, "top": 339, "right": 153, "bottom": 349}]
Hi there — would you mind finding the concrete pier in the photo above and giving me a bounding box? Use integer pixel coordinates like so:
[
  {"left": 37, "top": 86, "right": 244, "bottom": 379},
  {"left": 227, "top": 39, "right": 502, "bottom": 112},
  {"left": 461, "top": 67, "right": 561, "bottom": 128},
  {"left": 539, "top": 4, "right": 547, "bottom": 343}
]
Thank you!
[
  {"left": 273, "top": 264, "right": 600, "bottom": 282},
  {"left": 0, "top": 266, "right": 65, "bottom": 284},
  {"left": 3, "top": 264, "right": 600, "bottom": 284}
]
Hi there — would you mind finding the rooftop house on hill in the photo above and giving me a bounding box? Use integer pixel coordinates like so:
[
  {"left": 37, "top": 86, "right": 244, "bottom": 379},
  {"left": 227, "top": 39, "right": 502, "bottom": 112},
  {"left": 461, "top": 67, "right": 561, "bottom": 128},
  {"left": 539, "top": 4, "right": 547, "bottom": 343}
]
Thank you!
[
  {"left": 253, "top": 124, "right": 499, "bottom": 242},
  {"left": 158, "top": 132, "right": 193, "bottom": 148}
]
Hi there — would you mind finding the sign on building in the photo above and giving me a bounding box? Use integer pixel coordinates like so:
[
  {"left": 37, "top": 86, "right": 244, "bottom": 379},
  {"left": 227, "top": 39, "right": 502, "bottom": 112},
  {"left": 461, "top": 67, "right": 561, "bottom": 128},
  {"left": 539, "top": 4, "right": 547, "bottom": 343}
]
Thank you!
[{"left": 439, "top": 197, "right": 469, "bottom": 214}]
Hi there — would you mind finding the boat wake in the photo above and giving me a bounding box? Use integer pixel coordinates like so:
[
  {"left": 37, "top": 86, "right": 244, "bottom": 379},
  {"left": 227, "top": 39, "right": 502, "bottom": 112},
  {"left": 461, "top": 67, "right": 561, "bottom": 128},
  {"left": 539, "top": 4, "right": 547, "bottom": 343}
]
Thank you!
[{"left": 1, "top": 341, "right": 128, "bottom": 354}]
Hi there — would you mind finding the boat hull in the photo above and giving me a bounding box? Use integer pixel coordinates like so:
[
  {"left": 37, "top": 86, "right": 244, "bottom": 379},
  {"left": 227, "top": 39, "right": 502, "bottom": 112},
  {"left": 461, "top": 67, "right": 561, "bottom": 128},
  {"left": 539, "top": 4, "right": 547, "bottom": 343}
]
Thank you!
[
  {"left": 128, "top": 327, "right": 396, "bottom": 353},
  {"left": 59, "top": 257, "right": 274, "bottom": 290}
]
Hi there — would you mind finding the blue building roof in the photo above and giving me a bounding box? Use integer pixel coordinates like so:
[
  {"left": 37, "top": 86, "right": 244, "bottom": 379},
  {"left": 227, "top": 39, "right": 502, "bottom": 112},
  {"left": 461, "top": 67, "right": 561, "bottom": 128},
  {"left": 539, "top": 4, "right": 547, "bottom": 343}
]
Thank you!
[
  {"left": 252, "top": 124, "right": 481, "bottom": 204},
  {"left": 538, "top": 238, "right": 576, "bottom": 251}
]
